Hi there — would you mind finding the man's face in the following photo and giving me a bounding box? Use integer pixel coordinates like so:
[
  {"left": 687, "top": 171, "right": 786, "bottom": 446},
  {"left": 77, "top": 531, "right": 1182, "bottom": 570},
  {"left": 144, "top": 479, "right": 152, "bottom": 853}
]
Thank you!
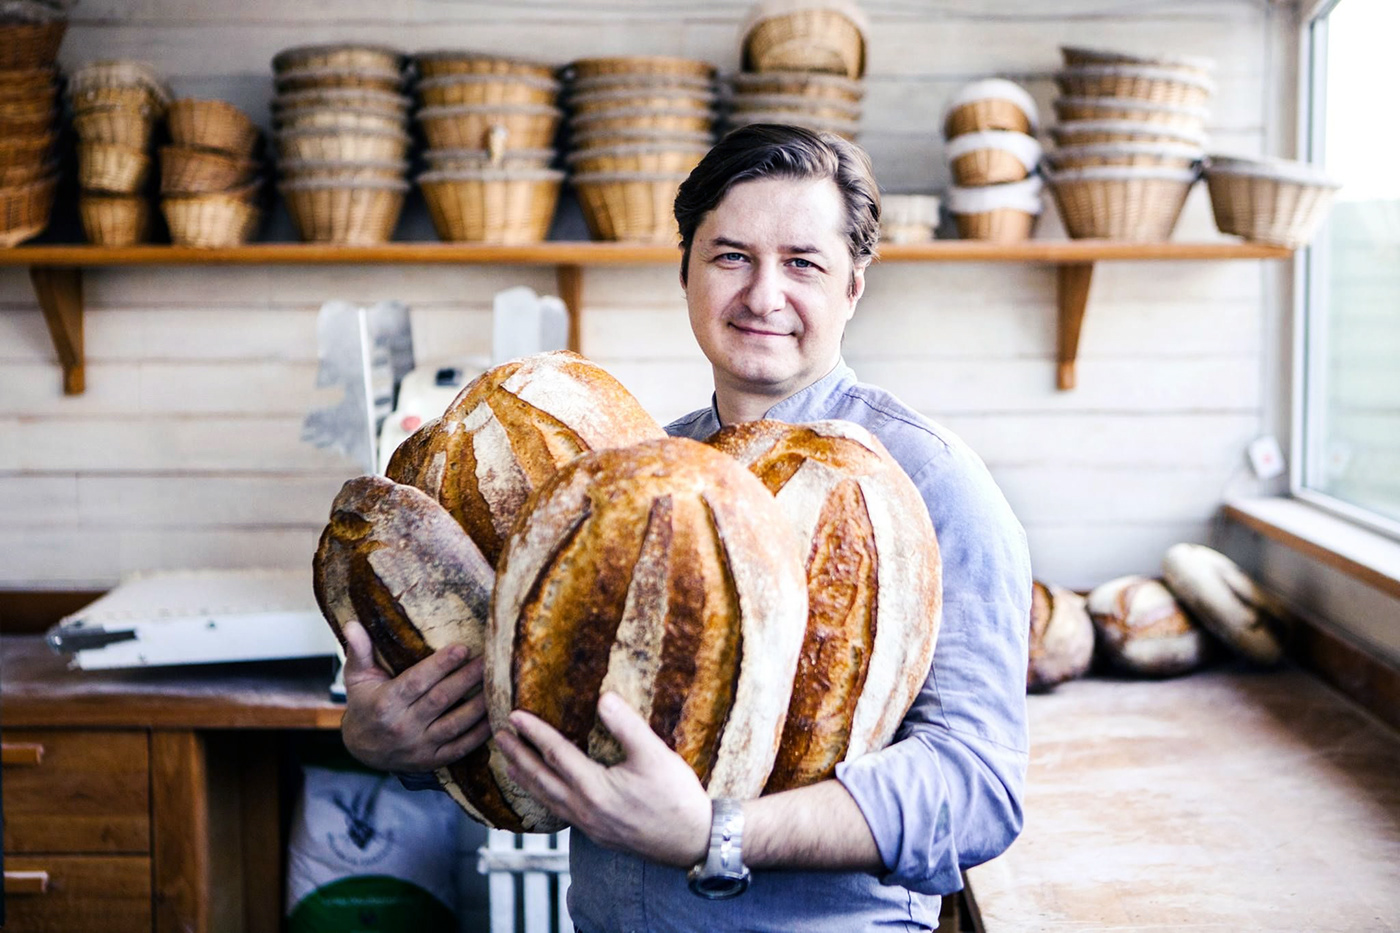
[{"left": 683, "top": 176, "right": 866, "bottom": 406}]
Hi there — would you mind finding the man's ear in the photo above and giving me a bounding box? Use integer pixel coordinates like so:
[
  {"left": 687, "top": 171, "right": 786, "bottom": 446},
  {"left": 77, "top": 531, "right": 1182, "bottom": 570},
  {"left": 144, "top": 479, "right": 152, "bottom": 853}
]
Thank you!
[{"left": 846, "top": 260, "right": 869, "bottom": 318}]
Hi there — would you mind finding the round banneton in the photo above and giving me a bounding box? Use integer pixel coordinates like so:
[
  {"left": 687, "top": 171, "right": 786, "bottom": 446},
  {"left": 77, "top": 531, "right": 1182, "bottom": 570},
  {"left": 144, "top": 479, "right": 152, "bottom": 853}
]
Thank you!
[
  {"left": 1047, "top": 142, "right": 1204, "bottom": 166},
  {"left": 943, "top": 78, "right": 1039, "bottom": 131},
  {"left": 1054, "top": 96, "right": 1209, "bottom": 121},
  {"left": 570, "top": 73, "right": 715, "bottom": 94},
  {"left": 272, "top": 43, "right": 405, "bottom": 74},
  {"left": 419, "top": 73, "right": 561, "bottom": 93},
  {"left": 1046, "top": 164, "right": 1200, "bottom": 184},
  {"left": 881, "top": 193, "right": 941, "bottom": 227},
  {"left": 418, "top": 103, "right": 562, "bottom": 119},
  {"left": 947, "top": 175, "right": 1045, "bottom": 214},
  {"left": 1056, "top": 64, "right": 1217, "bottom": 95},
  {"left": 1051, "top": 119, "right": 1207, "bottom": 148},
  {"left": 272, "top": 89, "right": 412, "bottom": 112},
  {"left": 279, "top": 176, "right": 411, "bottom": 192},
  {"left": 946, "top": 130, "right": 1043, "bottom": 170},
  {"left": 1060, "top": 45, "right": 1216, "bottom": 74},
  {"left": 1204, "top": 154, "right": 1339, "bottom": 188},
  {"left": 725, "top": 109, "right": 858, "bottom": 136},
  {"left": 418, "top": 167, "right": 565, "bottom": 183}
]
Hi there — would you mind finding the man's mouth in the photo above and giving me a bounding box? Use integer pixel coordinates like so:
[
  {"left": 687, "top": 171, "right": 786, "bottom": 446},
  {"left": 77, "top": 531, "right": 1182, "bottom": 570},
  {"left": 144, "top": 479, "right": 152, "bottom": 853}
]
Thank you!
[{"left": 729, "top": 322, "right": 790, "bottom": 337}]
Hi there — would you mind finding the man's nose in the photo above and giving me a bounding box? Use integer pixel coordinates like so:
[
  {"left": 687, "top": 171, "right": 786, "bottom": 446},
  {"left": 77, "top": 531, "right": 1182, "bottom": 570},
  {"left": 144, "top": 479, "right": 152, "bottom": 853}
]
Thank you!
[{"left": 743, "top": 260, "right": 785, "bottom": 317}]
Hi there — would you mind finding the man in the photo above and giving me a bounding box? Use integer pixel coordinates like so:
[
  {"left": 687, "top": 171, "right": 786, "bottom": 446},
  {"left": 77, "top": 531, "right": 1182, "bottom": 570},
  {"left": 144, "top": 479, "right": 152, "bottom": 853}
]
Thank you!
[{"left": 340, "top": 124, "right": 1031, "bottom": 932}]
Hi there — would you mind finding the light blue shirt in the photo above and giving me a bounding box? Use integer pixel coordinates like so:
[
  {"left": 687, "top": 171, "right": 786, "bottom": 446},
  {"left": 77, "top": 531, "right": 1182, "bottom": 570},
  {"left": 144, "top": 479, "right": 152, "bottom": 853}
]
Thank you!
[{"left": 566, "top": 360, "right": 1032, "bottom": 932}]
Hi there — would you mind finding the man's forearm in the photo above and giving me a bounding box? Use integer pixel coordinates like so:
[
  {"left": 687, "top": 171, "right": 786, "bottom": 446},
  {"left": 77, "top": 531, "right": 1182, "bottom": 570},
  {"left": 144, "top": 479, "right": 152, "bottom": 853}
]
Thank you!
[{"left": 741, "top": 778, "right": 885, "bottom": 872}]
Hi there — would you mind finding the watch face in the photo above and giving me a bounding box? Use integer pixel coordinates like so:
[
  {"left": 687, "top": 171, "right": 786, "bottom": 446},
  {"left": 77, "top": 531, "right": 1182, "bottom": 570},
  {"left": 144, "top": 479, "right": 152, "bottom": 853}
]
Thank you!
[{"left": 690, "top": 871, "right": 751, "bottom": 900}]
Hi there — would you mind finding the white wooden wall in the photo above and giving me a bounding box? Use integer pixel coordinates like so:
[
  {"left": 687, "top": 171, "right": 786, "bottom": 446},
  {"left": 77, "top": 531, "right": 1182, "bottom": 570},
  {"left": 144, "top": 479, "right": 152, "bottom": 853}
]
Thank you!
[{"left": 0, "top": 0, "right": 1295, "bottom": 591}]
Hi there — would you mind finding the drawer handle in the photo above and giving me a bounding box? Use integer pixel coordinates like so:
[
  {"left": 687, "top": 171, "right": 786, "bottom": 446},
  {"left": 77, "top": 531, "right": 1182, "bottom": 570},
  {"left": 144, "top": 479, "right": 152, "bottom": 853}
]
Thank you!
[
  {"left": 1, "top": 742, "right": 44, "bottom": 766},
  {"left": 3, "top": 871, "right": 50, "bottom": 895}
]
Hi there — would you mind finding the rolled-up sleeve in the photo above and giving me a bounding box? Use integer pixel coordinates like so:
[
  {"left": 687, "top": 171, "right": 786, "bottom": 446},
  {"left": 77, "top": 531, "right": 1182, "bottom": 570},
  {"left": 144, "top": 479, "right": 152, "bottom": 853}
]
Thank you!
[{"left": 835, "top": 442, "right": 1031, "bottom": 895}]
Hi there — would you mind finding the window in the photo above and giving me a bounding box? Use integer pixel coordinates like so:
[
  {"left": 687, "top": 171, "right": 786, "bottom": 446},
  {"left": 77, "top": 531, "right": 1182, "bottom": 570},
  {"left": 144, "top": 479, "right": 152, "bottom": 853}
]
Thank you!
[{"left": 1298, "top": 0, "right": 1400, "bottom": 535}]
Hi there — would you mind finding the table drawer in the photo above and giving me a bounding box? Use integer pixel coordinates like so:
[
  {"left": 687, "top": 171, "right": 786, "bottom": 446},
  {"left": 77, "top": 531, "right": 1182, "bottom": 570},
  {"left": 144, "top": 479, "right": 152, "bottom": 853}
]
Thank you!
[
  {"left": 2, "top": 855, "right": 151, "bottom": 933},
  {"left": 2, "top": 729, "right": 150, "bottom": 854}
]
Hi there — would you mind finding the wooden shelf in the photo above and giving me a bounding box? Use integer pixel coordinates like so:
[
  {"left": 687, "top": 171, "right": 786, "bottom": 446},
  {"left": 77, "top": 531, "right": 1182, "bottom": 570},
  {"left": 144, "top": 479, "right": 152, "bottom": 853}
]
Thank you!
[{"left": 0, "top": 239, "right": 1292, "bottom": 395}]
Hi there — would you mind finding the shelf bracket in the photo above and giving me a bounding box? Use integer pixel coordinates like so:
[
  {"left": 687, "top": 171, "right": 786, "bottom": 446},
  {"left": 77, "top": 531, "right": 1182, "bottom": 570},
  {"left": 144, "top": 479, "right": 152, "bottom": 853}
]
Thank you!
[
  {"left": 1056, "top": 262, "right": 1094, "bottom": 391},
  {"left": 30, "top": 266, "right": 85, "bottom": 395},
  {"left": 556, "top": 264, "right": 583, "bottom": 355}
]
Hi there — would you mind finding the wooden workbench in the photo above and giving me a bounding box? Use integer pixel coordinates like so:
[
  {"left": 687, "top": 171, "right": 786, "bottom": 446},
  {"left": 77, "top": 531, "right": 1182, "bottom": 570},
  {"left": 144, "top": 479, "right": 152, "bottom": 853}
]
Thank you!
[
  {"left": 1, "top": 635, "right": 343, "bottom": 933},
  {"left": 965, "top": 667, "right": 1400, "bottom": 932}
]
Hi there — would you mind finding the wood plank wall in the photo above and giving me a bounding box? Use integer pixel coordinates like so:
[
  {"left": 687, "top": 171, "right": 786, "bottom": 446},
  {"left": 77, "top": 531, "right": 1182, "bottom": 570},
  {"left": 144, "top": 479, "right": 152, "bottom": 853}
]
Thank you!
[{"left": 0, "top": 0, "right": 1296, "bottom": 591}]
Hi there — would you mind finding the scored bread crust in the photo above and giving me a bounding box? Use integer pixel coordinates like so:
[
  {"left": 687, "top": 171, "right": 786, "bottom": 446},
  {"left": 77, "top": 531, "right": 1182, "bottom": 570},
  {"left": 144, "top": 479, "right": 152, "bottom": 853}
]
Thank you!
[
  {"left": 387, "top": 351, "right": 665, "bottom": 567},
  {"left": 707, "top": 419, "right": 943, "bottom": 793},
  {"left": 1027, "top": 581, "right": 1094, "bottom": 691},
  {"left": 1087, "top": 574, "right": 1206, "bottom": 677},
  {"left": 310, "top": 474, "right": 526, "bottom": 830},
  {"left": 489, "top": 437, "right": 808, "bottom": 817}
]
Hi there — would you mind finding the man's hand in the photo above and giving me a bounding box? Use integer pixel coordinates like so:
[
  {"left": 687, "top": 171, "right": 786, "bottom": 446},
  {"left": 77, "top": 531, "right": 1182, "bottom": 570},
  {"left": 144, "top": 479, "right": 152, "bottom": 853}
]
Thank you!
[
  {"left": 495, "top": 691, "right": 712, "bottom": 869},
  {"left": 338, "top": 619, "right": 490, "bottom": 773}
]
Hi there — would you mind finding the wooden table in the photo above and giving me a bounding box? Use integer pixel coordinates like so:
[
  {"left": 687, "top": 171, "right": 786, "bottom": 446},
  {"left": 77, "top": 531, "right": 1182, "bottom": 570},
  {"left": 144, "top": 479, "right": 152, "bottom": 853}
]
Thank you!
[
  {"left": 965, "top": 668, "right": 1400, "bottom": 932},
  {"left": 1, "top": 635, "right": 343, "bottom": 933}
]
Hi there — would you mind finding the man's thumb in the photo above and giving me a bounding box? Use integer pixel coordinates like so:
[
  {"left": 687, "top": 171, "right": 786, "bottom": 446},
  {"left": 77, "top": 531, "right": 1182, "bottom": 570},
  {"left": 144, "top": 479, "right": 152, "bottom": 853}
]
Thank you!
[
  {"left": 596, "top": 691, "right": 664, "bottom": 761},
  {"left": 340, "top": 620, "right": 383, "bottom": 680}
]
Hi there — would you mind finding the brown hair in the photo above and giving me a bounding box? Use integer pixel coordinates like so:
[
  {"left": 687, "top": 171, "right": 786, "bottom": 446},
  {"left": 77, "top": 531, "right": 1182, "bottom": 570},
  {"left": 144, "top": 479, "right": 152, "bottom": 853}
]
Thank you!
[{"left": 674, "top": 124, "right": 881, "bottom": 296}]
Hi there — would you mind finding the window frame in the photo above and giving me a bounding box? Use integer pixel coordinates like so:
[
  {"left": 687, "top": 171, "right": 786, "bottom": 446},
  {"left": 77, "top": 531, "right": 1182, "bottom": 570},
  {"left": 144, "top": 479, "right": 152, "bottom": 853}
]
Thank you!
[{"left": 1290, "top": 0, "right": 1400, "bottom": 541}]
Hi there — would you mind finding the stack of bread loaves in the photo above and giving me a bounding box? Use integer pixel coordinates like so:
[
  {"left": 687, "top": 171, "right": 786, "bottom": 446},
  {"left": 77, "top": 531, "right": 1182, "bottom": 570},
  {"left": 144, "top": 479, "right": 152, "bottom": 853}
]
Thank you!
[
  {"left": 943, "top": 80, "right": 1044, "bottom": 241},
  {"left": 272, "top": 44, "right": 412, "bottom": 244},
  {"left": 727, "top": 0, "right": 867, "bottom": 142},
  {"left": 563, "top": 56, "right": 718, "bottom": 243},
  {"left": 0, "top": 0, "right": 66, "bottom": 247},
  {"left": 68, "top": 61, "right": 169, "bottom": 247},
  {"left": 160, "top": 99, "right": 263, "bottom": 248},
  {"left": 314, "top": 351, "right": 943, "bottom": 831},
  {"left": 413, "top": 52, "right": 564, "bottom": 243},
  {"left": 1046, "top": 46, "right": 1214, "bottom": 240}
]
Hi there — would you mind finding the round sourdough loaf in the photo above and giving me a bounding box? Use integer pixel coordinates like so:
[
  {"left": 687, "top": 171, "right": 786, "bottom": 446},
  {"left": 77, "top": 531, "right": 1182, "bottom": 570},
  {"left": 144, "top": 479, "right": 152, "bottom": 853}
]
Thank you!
[
  {"left": 1087, "top": 574, "right": 1207, "bottom": 676},
  {"left": 706, "top": 419, "right": 942, "bottom": 793},
  {"left": 1027, "top": 581, "right": 1094, "bottom": 692},
  {"left": 386, "top": 350, "right": 665, "bottom": 567},
  {"left": 311, "top": 475, "right": 529, "bottom": 829},
  {"left": 1162, "top": 542, "right": 1286, "bottom": 665},
  {"left": 488, "top": 436, "right": 809, "bottom": 830}
]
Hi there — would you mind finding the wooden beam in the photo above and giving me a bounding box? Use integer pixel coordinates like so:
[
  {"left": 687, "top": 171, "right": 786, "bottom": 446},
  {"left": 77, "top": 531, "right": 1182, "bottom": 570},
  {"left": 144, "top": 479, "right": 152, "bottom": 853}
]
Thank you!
[
  {"left": 152, "top": 731, "right": 209, "bottom": 933},
  {"left": 30, "top": 266, "right": 84, "bottom": 395},
  {"left": 557, "top": 264, "right": 584, "bottom": 354},
  {"left": 1056, "top": 263, "right": 1095, "bottom": 391}
]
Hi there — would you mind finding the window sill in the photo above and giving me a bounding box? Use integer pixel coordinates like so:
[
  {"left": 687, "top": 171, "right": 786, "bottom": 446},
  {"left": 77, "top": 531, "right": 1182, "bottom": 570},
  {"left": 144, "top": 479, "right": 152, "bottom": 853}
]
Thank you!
[{"left": 1223, "top": 497, "right": 1400, "bottom": 601}]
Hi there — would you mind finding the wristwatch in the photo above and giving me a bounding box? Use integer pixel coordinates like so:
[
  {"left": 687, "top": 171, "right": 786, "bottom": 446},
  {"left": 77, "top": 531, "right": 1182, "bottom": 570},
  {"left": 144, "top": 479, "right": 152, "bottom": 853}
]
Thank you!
[{"left": 687, "top": 798, "right": 751, "bottom": 899}]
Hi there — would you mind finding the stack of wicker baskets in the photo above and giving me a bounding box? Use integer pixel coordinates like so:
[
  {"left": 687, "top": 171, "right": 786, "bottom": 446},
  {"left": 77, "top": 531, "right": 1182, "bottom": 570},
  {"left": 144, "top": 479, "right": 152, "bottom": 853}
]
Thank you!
[
  {"left": 728, "top": 0, "right": 868, "bottom": 141},
  {"left": 564, "top": 56, "right": 718, "bottom": 243},
  {"left": 68, "top": 60, "right": 171, "bottom": 247},
  {"left": 1045, "top": 46, "right": 1214, "bottom": 240},
  {"left": 272, "top": 44, "right": 412, "bottom": 244},
  {"left": 943, "top": 79, "right": 1044, "bottom": 241},
  {"left": 161, "top": 99, "right": 262, "bottom": 248},
  {"left": 413, "top": 51, "right": 564, "bottom": 243},
  {"left": 1203, "top": 155, "right": 1341, "bottom": 248},
  {"left": 0, "top": 1, "right": 66, "bottom": 247}
]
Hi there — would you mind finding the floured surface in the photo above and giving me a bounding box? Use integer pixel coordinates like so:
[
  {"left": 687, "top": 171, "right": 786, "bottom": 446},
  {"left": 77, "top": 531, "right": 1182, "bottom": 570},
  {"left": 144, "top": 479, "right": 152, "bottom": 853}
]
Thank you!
[{"left": 965, "top": 669, "right": 1400, "bottom": 932}]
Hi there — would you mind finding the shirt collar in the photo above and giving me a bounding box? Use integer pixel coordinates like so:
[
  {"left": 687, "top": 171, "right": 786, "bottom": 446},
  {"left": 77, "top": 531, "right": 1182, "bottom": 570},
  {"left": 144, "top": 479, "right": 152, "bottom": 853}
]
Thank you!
[{"left": 763, "top": 359, "right": 856, "bottom": 424}]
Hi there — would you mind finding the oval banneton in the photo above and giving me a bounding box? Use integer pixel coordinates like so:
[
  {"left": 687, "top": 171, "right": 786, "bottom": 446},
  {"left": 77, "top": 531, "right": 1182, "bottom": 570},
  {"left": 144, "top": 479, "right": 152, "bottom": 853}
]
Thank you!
[
  {"left": 707, "top": 419, "right": 942, "bottom": 794},
  {"left": 488, "top": 436, "right": 809, "bottom": 831},
  {"left": 386, "top": 350, "right": 666, "bottom": 568},
  {"left": 311, "top": 475, "right": 534, "bottom": 829}
]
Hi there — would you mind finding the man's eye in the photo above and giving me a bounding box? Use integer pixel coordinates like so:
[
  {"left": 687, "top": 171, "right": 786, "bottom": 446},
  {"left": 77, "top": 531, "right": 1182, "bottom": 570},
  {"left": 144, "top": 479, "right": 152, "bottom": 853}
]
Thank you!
[
  {"left": 719, "top": 252, "right": 747, "bottom": 262},
  {"left": 789, "top": 258, "right": 814, "bottom": 269}
]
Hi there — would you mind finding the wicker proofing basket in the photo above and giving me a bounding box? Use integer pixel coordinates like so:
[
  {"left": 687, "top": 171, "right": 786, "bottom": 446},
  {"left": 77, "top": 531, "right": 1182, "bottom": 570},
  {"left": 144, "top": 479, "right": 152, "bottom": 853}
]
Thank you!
[
  {"left": 68, "top": 60, "right": 172, "bottom": 106},
  {"left": 0, "top": 66, "right": 58, "bottom": 95},
  {"left": 1204, "top": 156, "right": 1341, "bottom": 248},
  {"left": 570, "top": 73, "right": 716, "bottom": 95},
  {"left": 730, "top": 70, "right": 864, "bottom": 104},
  {"left": 419, "top": 168, "right": 562, "bottom": 243},
  {"left": 742, "top": 5, "right": 867, "bottom": 79},
  {"left": 418, "top": 105, "right": 562, "bottom": 150},
  {"left": 276, "top": 107, "right": 407, "bottom": 134},
  {"left": 279, "top": 178, "right": 408, "bottom": 244},
  {"left": 568, "top": 57, "right": 717, "bottom": 81},
  {"left": 279, "top": 158, "right": 409, "bottom": 182},
  {"left": 571, "top": 107, "right": 714, "bottom": 135},
  {"left": 568, "top": 127, "right": 715, "bottom": 151},
  {"left": 275, "top": 128, "right": 412, "bottom": 163},
  {"left": 1060, "top": 46, "right": 1215, "bottom": 77},
  {"left": 1054, "top": 97, "right": 1208, "bottom": 131},
  {"left": 572, "top": 170, "right": 686, "bottom": 242},
  {"left": 0, "top": 174, "right": 58, "bottom": 247},
  {"left": 418, "top": 74, "right": 560, "bottom": 108},
  {"left": 0, "top": 132, "right": 53, "bottom": 172},
  {"left": 1047, "top": 142, "right": 1203, "bottom": 171},
  {"left": 565, "top": 143, "right": 709, "bottom": 175},
  {"left": 162, "top": 191, "right": 261, "bottom": 248},
  {"left": 1047, "top": 165, "right": 1199, "bottom": 241},
  {"left": 415, "top": 51, "right": 556, "bottom": 82},
  {"left": 955, "top": 208, "right": 1039, "bottom": 242},
  {"left": 78, "top": 142, "right": 152, "bottom": 194},
  {"left": 944, "top": 79, "right": 1039, "bottom": 138},
  {"left": 0, "top": 107, "right": 55, "bottom": 136},
  {"left": 160, "top": 145, "right": 257, "bottom": 195},
  {"left": 79, "top": 193, "right": 151, "bottom": 246},
  {"left": 70, "top": 85, "right": 163, "bottom": 116},
  {"left": 0, "top": 21, "right": 67, "bottom": 70},
  {"left": 725, "top": 109, "right": 858, "bottom": 140},
  {"left": 729, "top": 92, "right": 861, "bottom": 123},
  {"left": 423, "top": 148, "right": 555, "bottom": 171},
  {"left": 1055, "top": 66, "right": 1215, "bottom": 109},
  {"left": 273, "top": 44, "right": 405, "bottom": 75},
  {"left": 166, "top": 99, "right": 260, "bottom": 156},
  {"left": 0, "top": 156, "right": 54, "bottom": 186},
  {"left": 946, "top": 130, "right": 1042, "bottom": 186},
  {"left": 72, "top": 106, "right": 155, "bottom": 148},
  {"left": 947, "top": 177, "right": 1044, "bottom": 242},
  {"left": 1050, "top": 119, "right": 1206, "bottom": 149},
  {"left": 272, "top": 88, "right": 411, "bottom": 115},
  {"left": 569, "top": 87, "right": 717, "bottom": 115},
  {"left": 274, "top": 67, "right": 404, "bottom": 95},
  {"left": 0, "top": 85, "right": 55, "bottom": 115}
]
